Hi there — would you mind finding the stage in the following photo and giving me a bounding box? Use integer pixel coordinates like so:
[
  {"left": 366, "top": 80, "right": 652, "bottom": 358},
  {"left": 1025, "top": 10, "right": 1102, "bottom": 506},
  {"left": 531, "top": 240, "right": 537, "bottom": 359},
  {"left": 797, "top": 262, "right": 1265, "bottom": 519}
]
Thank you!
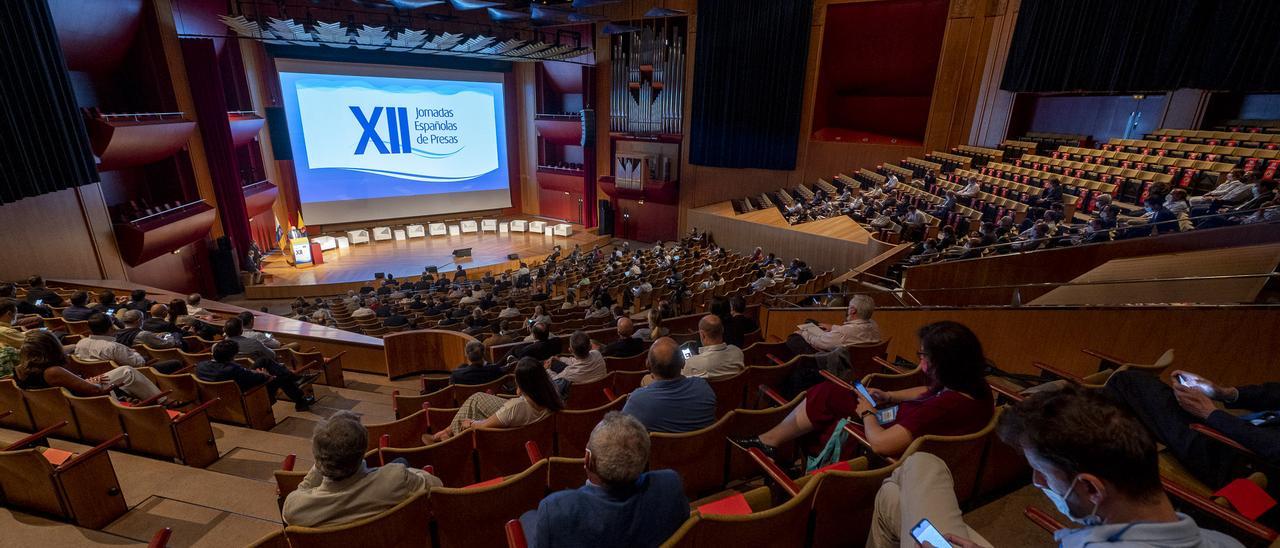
[
  {"left": 686, "top": 201, "right": 891, "bottom": 274},
  {"left": 245, "top": 217, "right": 609, "bottom": 299}
]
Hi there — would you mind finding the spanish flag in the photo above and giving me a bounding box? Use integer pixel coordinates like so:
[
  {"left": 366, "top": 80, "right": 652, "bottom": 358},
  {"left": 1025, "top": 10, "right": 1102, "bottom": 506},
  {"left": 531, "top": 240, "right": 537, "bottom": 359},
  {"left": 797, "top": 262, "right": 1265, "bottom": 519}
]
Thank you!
[{"left": 296, "top": 211, "right": 306, "bottom": 232}]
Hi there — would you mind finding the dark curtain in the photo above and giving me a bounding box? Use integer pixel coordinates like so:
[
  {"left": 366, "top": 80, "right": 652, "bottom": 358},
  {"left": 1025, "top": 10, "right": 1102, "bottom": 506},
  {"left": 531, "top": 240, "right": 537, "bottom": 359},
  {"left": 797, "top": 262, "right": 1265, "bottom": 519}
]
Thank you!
[
  {"left": 0, "top": 0, "right": 98, "bottom": 206},
  {"left": 1002, "top": 0, "right": 1280, "bottom": 93},
  {"left": 690, "top": 0, "right": 813, "bottom": 170}
]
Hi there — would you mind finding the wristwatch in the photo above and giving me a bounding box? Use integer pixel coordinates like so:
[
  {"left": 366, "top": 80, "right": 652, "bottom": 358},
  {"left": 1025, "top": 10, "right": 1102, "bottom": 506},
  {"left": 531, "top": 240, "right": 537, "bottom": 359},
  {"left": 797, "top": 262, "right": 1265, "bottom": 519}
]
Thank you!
[{"left": 859, "top": 409, "right": 876, "bottom": 419}]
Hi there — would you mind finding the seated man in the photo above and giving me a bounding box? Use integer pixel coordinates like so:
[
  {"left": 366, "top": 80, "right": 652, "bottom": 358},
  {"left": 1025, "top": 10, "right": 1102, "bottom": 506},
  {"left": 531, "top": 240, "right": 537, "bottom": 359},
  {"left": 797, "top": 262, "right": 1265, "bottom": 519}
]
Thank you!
[
  {"left": 724, "top": 296, "right": 759, "bottom": 349},
  {"left": 786, "top": 294, "right": 881, "bottom": 355},
  {"left": 681, "top": 315, "right": 744, "bottom": 380},
  {"left": 114, "top": 309, "right": 179, "bottom": 350},
  {"left": 76, "top": 313, "right": 182, "bottom": 373},
  {"left": 600, "top": 317, "right": 645, "bottom": 358},
  {"left": 237, "top": 311, "right": 283, "bottom": 350},
  {"left": 519, "top": 412, "right": 688, "bottom": 548},
  {"left": 1107, "top": 369, "right": 1280, "bottom": 489},
  {"left": 196, "top": 340, "right": 315, "bottom": 411},
  {"left": 621, "top": 338, "right": 716, "bottom": 433},
  {"left": 509, "top": 322, "right": 563, "bottom": 362},
  {"left": 867, "top": 385, "right": 1241, "bottom": 548},
  {"left": 549, "top": 330, "right": 609, "bottom": 391},
  {"left": 125, "top": 288, "right": 154, "bottom": 316},
  {"left": 24, "top": 276, "right": 64, "bottom": 308},
  {"left": 450, "top": 341, "right": 505, "bottom": 386},
  {"left": 61, "top": 291, "right": 95, "bottom": 321},
  {"left": 283, "top": 410, "right": 442, "bottom": 527},
  {"left": 223, "top": 317, "right": 279, "bottom": 364}
]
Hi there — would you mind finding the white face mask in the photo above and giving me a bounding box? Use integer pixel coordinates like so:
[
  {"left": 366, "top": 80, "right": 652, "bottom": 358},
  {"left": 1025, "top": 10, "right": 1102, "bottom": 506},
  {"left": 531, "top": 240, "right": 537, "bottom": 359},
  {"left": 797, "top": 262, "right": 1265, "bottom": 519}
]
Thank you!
[{"left": 1040, "top": 476, "right": 1101, "bottom": 526}]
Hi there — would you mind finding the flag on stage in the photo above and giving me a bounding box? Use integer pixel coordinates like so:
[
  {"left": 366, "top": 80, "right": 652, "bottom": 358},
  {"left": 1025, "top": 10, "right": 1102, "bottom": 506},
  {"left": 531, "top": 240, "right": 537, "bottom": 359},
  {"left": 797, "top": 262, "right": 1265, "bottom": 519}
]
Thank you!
[{"left": 296, "top": 211, "right": 306, "bottom": 232}]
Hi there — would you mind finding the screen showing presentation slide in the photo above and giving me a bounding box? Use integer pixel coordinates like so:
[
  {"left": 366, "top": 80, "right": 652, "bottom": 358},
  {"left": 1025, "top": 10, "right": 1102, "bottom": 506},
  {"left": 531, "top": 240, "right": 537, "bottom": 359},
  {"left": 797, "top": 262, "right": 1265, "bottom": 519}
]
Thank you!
[{"left": 276, "top": 59, "right": 512, "bottom": 225}]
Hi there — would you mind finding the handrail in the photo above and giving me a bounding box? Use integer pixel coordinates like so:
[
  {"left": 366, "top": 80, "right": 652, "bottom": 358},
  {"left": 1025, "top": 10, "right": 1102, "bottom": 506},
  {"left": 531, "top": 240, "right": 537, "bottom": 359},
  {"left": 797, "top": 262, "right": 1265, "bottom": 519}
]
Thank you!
[
  {"left": 766, "top": 272, "right": 1280, "bottom": 304},
  {"left": 100, "top": 112, "right": 186, "bottom": 121}
]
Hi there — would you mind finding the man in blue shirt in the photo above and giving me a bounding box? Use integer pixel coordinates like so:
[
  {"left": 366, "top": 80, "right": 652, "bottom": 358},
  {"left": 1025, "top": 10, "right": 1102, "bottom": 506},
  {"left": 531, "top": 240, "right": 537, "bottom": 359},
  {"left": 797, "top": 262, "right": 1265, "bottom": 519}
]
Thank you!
[
  {"left": 520, "top": 412, "right": 689, "bottom": 548},
  {"left": 196, "top": 339, "right": 315, "bottom": 411},
  {"left": 622, "top": 337, "right": 716, "bottom": 433}
]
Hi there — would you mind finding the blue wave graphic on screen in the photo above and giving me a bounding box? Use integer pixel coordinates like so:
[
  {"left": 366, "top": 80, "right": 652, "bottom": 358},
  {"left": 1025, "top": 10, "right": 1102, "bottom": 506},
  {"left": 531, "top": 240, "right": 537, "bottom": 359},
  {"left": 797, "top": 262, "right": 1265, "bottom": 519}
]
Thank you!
[
  {"left": 343, "top": 166, "right": 498, "bottom": 183},
  {"left": 377, "top": 138, "right": 466, "bottom": 159}
]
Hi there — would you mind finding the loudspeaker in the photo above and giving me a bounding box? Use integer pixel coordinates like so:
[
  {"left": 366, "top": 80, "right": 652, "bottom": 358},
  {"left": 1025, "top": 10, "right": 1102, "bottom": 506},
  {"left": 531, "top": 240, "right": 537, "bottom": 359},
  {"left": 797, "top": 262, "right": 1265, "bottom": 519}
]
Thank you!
[
  {"left": 580, "top": 109, "right": 595, "bottom": 147},
  {"left": 507, "top": 253, "right": 520, "bottom": 260},
  {"left": 426, "top": 266, "right": 438, "bottom": 274},
  {"left": 597, "top": 200, "right": 614, "bottom": 236},
  {"left": 210, "top": 236, "right": 242, "bottom": 296},
  {"left": 453, "top": 248, "right": 472, "bottom": 258},
  {"left": 374, "top": 272, "right": 385, "bottom": 279},
  {"left": 265, "top": 107, "right": 293, "bottom": 160}
]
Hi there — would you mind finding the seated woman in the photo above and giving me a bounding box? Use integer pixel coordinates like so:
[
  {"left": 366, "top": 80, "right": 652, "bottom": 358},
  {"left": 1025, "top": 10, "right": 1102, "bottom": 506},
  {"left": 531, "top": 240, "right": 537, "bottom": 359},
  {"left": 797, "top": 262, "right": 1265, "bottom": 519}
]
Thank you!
[
  {"left": 431, "top": 357, "right": 564, "bottom": 442},
  {"left": 527, "top": 304, "right": 552, "bottom": 328},
  {"left": 632, "top": 309, "right": 669, "bottom": 342},
  {"left": 734, "top": 321, "right": 994, "bottom": 461},
  {"left": 15, "top": 330, "right": 167, "bottom": 403}
]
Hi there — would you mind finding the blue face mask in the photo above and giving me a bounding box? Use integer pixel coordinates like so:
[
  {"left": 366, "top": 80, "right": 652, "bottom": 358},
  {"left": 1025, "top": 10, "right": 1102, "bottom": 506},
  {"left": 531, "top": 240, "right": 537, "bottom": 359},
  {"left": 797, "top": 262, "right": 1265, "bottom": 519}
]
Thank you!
[{"left": 1040, "top": 476, "right": 1101, "bottom": 526}]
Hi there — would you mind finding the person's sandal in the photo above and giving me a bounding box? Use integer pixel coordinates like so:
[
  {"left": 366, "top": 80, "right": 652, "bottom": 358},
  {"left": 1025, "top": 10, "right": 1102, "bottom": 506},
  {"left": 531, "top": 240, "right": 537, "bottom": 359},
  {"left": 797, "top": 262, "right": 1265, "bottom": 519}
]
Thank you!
[{"left": 729, "top": 436, "right": 777, "bottom": 460}]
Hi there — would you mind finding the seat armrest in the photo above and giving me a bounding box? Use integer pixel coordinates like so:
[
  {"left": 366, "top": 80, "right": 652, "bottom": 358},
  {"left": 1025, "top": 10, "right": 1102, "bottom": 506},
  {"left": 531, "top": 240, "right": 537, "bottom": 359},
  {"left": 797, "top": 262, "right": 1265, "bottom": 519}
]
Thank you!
[
  {"left": 1080, "top": 348, "right": 1126, "bottom": 367},
  {"left": 1032, "top": 361, "right": 1084, "bottom": 383},
  {"left": 138, "top": 390, "right": 173, "bottom": 407},
  {"left": 873, "top": 356, "right": 908, "bottom": 374},
  {"left": 1189, "top": 424, "right": 1257, "bottom": 457},
  {"left": 4, "top": 420, "right": 69, "bottom": 451},
  {"left": 759, "top": 386, "right": 789, "bottom": 407},
  {"left": 59, "top": 433, "right": 128, "bottom": 471},
  {"left": 745, "top": 447, "right": 800, "bottom": 497},
  {"left": 172, "top": 398, "right": 220, "bottom": 424},
  {"left": 818, "top": 369, "right": 854, "bottom": 391},
  {"left": 1024, "top": 506, "right": 1064, "bottom": 533}
]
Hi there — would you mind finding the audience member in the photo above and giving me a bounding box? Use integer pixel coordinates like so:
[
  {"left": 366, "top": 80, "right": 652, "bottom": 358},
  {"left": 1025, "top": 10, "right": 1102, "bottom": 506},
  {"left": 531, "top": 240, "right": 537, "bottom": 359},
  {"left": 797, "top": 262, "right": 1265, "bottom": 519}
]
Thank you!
[
  {"left": 723, "top": 296, "right": 758, "bottom": 348},
  {"left": 600, "top": 317, "right": 645, "bottom": 357},
  {"left": 18, "top": 330, "right": 166, "bottom": 402},
  {"left": 125, "top": 289, "right": 154, "bottom": 316},
  {"left": 549, "top": 330, "right": 609, "bottom": 390},
  {"left": 283, "top": 410, "right": 442, "bottom": 527},
  {"left": 61, "top": 291, "right": 95, "bottom": 321},
  {"left": 681, "top": 315, "right": 744, "bottom": 380},
  {"left": 114, "top": 309, "right": 178, "bottom": 350},
  {"left": 786, "top": 294, "right": 881, "bottom": 354},
  {"left": 737, "top": 321, "right": 994, "bottom": 463},
  {"left": 24, "top": 276, "right": 64, "bottom": 308},
  {"left": 433, "top": 357, "right": 563, "bottom": 441},
  {"left": 520, "top": 412, "right": 689, "bottom": 548},
  {"left": 894, "top": 385, "right": 1241, "bottom": 548},
  {"left": 510, "top": 322, "right": 563, "bottom": 361},
  {"left": 451, "top": 341, "right": 506, "bottom": 386},
  {"left": 75, "top": 312, "right": 182, "bottom": 373},
  {"left": 633, "top": 309, "right": 668, "bottom": 342},
  {"left": 622, "top": 337, "right": 716, "bottom": 433},
  {"left": 195, "top": 339, "right": 315, "bottom": 411}
]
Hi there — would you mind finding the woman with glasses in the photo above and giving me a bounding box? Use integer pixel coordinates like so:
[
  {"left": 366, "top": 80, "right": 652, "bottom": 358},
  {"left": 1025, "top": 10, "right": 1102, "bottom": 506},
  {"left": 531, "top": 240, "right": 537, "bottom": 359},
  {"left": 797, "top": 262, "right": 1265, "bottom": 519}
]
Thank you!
[{"left": 733, "top": 321, "right": 994, "bottom": 461}]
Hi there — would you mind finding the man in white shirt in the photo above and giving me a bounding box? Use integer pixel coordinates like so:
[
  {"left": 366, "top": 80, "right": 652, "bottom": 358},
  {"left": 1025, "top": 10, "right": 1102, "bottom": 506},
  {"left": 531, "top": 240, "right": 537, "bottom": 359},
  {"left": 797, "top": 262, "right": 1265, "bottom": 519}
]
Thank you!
[
  {"left": 1190, "top": 169, "right": 1246, "bottom": 209},
  {"left": 498, "top": 300, "right": 522, "bottom": 319},
  {"left": 549, "top": 330, "right": 609, "bottom": 391},
  {"left": 76, "top": 312, "right": 150, "bottom": 368},
  {"left": 749, "top": 271, "right": 776, "bottom": 293},
  {"left": 959, "top": 177, "right": 981, "bottom": 198},
  {"left": 238, "top": 311, "right": 282, "bottom": 350},
  {"left": 186, "top": 293, "right": 208, "bottom": 317},
  {"left": 682, "top": 315, "right": 744, "bottom": 380},
  {"left": 284, "top": 411, "right": 442, "bottom": 527},
  {"left": 902, "top": 206, "right": 927, "bottom": 240},
  {"left": 787, "top": 294, "right": 881, "bottom": 354},
  {"left": 885, "top": 174, "right": 899, "bottom": 190}
]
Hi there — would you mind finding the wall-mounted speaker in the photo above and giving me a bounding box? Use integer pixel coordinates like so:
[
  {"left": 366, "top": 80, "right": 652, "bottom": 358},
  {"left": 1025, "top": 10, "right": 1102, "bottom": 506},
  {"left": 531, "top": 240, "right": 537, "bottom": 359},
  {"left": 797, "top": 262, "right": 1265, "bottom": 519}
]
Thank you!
[
  {"left": 265, "top": 106, "right": 293, "bottom": 160},
  {"left": 597, "top": 200, "right": 614, "bottom": 236},
  {"left": 507, "top": 253, "right": 520, "bottom": 260}
]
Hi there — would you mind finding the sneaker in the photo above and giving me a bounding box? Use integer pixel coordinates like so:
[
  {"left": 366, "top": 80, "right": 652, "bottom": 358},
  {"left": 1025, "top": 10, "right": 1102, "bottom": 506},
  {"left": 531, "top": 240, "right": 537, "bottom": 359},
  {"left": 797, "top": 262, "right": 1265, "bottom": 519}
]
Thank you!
[{"left": 729, "top": 436, "right": 777, "bottom": 460}]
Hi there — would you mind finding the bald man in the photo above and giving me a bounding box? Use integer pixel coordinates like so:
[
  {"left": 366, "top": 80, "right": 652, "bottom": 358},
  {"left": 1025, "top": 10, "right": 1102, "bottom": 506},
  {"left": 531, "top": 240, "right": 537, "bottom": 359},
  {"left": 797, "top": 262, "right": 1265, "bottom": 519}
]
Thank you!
[
  {"left": 142, "top": 303, "right": 182, "bottom": 336},
  {"left": 681, "top": 315, "right": 744, "bottom": 380},
  {"left": 621, "top": 337, "right": 716, "bottom": 433},
  {"left": 600, "top": 317, "right": 645, "bottom": 357}
]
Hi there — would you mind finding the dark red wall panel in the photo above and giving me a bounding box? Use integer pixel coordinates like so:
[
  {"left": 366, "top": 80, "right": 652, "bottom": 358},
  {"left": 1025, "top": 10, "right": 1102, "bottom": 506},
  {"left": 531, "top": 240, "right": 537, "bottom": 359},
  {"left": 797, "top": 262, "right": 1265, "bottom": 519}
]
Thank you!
[{"left": 46, "top": 0, "right": 144, "bottom": 74}]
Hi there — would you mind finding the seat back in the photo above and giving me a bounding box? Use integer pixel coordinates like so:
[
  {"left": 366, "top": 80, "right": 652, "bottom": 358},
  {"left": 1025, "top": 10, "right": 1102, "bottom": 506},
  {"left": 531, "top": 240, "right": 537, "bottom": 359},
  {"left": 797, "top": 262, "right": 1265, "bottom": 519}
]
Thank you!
[
  {"left": 142, "top": 345, "right": 183, "bottom": 365},
  {"left": 370, "top": 431, "right": 477, "bottom": 487},
  {"left": 152, "top": 371, "right": 199, "bottom": 406},
  {"left": 741, "top": 341, "right": 793, "bottom": 366},
  {"left": 393, "top": 386, "right": 455, "bottom": 419},
  {"left": 0, "top": 377, "right": 35, "bottom": 431},
  {"left": 804, "top": 459, "right": 898, "bottom": 547},
  {"left": 0, "top": 448, "right": 65, "bottom": 520},
  {"left": 604, "top": 352, "right": 648, "bottom": 372},
  {"left": 63, "top": 392, "right": 125, "bottom": 445},
  {"left": 900, "top": 407, "right": 1002, "bottom": 506},
  {"left": 453, "top": 375, "right": 513, "bottom": 403},
  {"left": 724, "top": 394, "right": 804, "bottom": 481},
  {"left": 663, "top": 473, "right": 820, "bottom": 547},
  {"left": 650, "top": 415, "right": 730, "bottom": 498},
  {"left": 475, "top": 415, "right": 556, "bottom": 480},
  {"left": 430, "top": 460, "right": 548, "bottom": 548},
  {"left": 708, "top": 372, "right": 748, "bottom": 417},
  {"left": 741, "top": 356, "right": 806, "bottom": 407},
  {"left": 547, "top": 456, "right": 587, "bottom": 492},
  {"left": 563, "top": 373, "right": 614, "bottom": 410},
  {"left": 861, "top": 367, "right": 925, "bottom": 392},
  {"left": 23, "top": 387, "right": 80, "bottom": 439},
  {"left": 197, "top": 379, "right": 276, "bottom": 429},
  {"left": 365, "top": 409, "right": 429, "bottom": 452},
  {"left": 845, "top": 339, "right": 891, "bottom": 380},
  {"left": 283, "top": 490, "right": 432, "bottom": 548},
  {"left": 553, "top": 396, "right": 627, "bottom": 458},
  {"left": 67, "top": 356, "right": 114, "bottom": 379}
]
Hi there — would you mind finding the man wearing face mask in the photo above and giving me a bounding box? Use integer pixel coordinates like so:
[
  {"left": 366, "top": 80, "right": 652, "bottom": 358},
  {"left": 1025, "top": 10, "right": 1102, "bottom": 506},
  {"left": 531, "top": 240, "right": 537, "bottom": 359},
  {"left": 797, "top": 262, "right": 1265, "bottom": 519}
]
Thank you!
[{"left": 894, "top": 385, "right": 1239, "bottom": 548}]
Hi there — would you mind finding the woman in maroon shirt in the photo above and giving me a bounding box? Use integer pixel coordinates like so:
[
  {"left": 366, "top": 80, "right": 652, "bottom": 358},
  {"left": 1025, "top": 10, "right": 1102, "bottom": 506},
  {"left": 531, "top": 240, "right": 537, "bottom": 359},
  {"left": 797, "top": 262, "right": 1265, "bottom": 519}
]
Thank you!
[{"left": 735, "top": 321, "right": 994, "bottom": 459}]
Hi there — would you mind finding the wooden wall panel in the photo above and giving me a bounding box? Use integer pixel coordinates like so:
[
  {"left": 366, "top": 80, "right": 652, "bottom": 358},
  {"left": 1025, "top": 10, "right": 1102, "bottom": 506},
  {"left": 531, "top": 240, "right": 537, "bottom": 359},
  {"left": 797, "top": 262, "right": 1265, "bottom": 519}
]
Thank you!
[
  {"left": 902, "top": 223, "right": 1280, "bottom": 306},
  {"left": 383, "top": 330, "right": 477, "bottom": 378},
  {"left": 760, "top": 305, "right": 1280, "bottom": 387},
  {"left": 0, "top": 185, "right": 121, "bottom": 282}
]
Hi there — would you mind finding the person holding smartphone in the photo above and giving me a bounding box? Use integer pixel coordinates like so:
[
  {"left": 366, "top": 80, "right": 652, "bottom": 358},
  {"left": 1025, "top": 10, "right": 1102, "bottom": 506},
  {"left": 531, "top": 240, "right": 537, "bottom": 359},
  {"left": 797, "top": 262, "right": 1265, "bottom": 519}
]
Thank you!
[
  {"left": 1106, "top": 368, "right": 1280, "bottom": 489},
  {"left": 734, "top": 321, "right": 994, "bottom": 461}
]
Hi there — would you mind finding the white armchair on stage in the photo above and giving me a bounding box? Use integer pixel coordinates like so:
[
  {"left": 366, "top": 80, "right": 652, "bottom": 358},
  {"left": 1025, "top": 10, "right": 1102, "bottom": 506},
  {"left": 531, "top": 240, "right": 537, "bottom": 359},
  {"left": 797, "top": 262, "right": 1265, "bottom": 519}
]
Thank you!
[
  {"left": 553, "top": 224, "right": 573, "bottom": 236},
  {"left": 448, "top": 225, "right": 461, "bottom": 236},
  {"left": 372, "top": 227, "right": 393, "bottom": 241},
  {"left": 528, "top": 220, "right": 547, "bottom": 233},
  {"left": 406, "top": 224, "right": 426, "bottom": 238},
  {"left": 510, "top": 220, "right": 527, "bottom": 232},
  {"left": 346, "top": 229, "right": 370, "bottom": 245},
  {"left": 460, "top": 220, "right": 479, "bottom": 233},
  {"left": 393, "top": 229, "right": 407, "bottom": 241},
  {"left": 481, "top": 219, "right": 498, "bottom": 232},
  {"left": 312, "top": 236, "right": 338, "bottom": 251},
  {"left": 428, "top": 223, "right": 448, "bottom": 236}
]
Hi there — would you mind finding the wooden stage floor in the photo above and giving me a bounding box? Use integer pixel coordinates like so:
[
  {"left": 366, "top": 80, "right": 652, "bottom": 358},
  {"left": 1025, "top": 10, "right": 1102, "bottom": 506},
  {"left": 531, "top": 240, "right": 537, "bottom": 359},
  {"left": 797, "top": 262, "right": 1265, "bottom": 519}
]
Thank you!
[{"left": 247, "top": 219, "right": 608, "bottom": 299}]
